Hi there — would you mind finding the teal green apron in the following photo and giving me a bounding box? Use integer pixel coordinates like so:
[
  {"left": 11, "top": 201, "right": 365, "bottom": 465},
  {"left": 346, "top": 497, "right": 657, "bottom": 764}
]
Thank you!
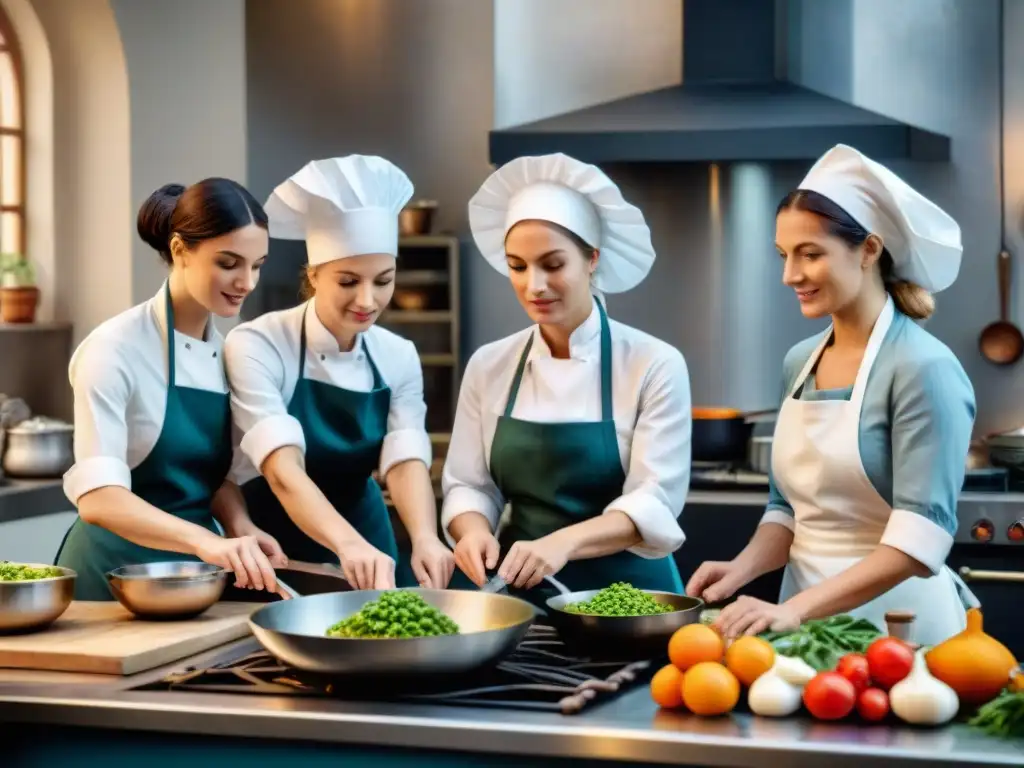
[
  {"left": 454, "top": 301, "right": 683, "bottom": 607},
  {"left": 56, "top": 285, "right": 230, "bottom": 601},
  {"left": 241, "top": 307, "right": 414, "bottom": 586}
]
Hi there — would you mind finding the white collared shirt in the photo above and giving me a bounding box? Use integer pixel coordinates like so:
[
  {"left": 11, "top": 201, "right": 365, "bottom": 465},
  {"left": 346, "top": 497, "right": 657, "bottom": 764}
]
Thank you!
[
  {"left": 63, "top": 284, "right": 235, "bottom": 505},
  {"left": 223, "top": 300, "right": 431, "bottom": 484},
  {"left": 441, "top": 301, "right": 692, "bottom": 559}
]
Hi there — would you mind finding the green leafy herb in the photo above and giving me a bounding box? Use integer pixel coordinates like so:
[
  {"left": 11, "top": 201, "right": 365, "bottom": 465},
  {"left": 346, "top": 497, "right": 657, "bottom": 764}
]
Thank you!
[
  {"left": 760, "top": 615, "right": 882, "bottom": 672},
  {"left": 563, "top": 582, "right": 673, "bottom": 617},
  {"left": 0, "top": 561, "right": 63, "bottom": 581},
  {"left": 969, "top": 689, "right": 1024, "bottom": 739},
  {"left": 325, "top": 590, "right": 459, "bottom": 639}
]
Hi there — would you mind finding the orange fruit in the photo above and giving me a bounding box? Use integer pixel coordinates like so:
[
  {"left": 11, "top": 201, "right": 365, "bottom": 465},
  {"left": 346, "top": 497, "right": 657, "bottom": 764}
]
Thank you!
[
  {"left": 682, "top": 662, "right": 741, "bottom": 716},
  {"left": 650, "top": 663, "right": 685, "bottom": 709},
  {"left": 725, "top": 636, "right": 776, "bottom": 686},
  {"left": 669, "top": 623, "right": 725, "bottom": 671}
]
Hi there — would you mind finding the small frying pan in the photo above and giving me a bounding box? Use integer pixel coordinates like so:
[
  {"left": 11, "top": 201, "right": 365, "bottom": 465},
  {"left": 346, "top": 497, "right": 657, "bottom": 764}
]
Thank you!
[{"left": 980, "top": 250, "right": 1024, "bottom": 365}]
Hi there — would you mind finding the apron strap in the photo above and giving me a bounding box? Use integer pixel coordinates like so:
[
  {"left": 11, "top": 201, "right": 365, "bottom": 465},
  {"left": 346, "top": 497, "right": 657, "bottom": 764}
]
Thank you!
[
  {"left": 362, "top": 336, "right": 385, "bottom": 390},
  {"left": 503, "top": 333, "right": 534, "bottom": 418},
  {"left": 502, "top": 300, "right": 614, "bottom": 421},
  {"left": 596, "top": 299, "right": 613, "bottom": 422},
  {"left": 164, "top": 282, "right": 176, "bottom": 389},
  {"left": 298, "top": 303, "right": 384, "bottom": 389},
  {"left": 298, "top": 304, "right": 310, "bottom": 379}
]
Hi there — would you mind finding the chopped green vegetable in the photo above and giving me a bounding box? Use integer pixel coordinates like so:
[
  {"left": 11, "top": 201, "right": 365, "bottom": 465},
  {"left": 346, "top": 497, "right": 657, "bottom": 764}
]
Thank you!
[
  {"left": 969, "top": 689, "right": 1024, "bottom": 739},
  {"left": 0, "top": 561, "right": 62, "bottom": 582},
  {"left": 699, "top": 609, "right": 721, "bottom": 626},
  {"left": 760, "top": 615, "right": 882, "bottom": 672},
  {"left": 325, "top": 591, "right": 459, "bottom": 639},
  {"left": 562, "top": 582, "right": 673, "bottom": 617}
]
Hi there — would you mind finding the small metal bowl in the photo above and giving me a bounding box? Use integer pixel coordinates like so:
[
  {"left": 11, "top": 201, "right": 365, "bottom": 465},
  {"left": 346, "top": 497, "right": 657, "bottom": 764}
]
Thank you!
[
  {"left": 0, "top": 565, "right": 76, "bottom": 634},
  {"left": 545, "top": 589, "right": 703, "bottom": 659},
  {"left": 106, "top": 562, "right": 227, "bottom": 620}
]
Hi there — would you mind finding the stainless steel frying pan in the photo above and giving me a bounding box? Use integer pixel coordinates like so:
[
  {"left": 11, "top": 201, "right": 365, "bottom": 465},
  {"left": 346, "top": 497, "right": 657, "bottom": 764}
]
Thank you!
[{"left": 248, "top": 588, "right": 537, "bottom": 675}]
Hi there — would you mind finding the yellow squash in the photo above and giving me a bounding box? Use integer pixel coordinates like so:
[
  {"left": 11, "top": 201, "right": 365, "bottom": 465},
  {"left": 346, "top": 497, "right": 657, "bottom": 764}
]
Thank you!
[{"left": 925, "top": 608, "right": 1018, "bottom": 706}]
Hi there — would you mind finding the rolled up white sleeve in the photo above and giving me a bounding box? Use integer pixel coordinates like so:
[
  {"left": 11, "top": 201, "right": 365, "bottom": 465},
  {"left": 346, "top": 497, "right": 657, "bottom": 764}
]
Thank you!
[
  {"left": 62, "top": 343, "right": 134, "bottom": 505},
  {"left": 440, "top": 353, "right": 504, "bottom": 547},
  {"left": 379, "top": 340, "right": 432, "bottom": 477},
  {"left": 223, "top": 326, "right": 305, "bottom": 474},
  {"left": 604, "top": 349, "right": 690, "bottom": 558}
]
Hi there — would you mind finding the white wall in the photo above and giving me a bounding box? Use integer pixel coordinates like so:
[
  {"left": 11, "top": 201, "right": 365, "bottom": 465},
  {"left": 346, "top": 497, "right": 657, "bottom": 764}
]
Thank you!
[
  {"left": 109, "top": 0, "right": 248, "bottom": 329},
  {"left": 22, "top": 0, "right": 132, "bottom": 345},
  {"left": 493, "top": 0, "right": 682, "bottom": 128}
]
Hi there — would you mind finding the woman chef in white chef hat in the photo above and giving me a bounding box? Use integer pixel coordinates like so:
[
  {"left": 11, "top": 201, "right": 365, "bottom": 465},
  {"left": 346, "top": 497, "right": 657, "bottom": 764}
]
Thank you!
[
  {"left": 223, "top": 155, "right": 455, "bottom": 591},
  {"left": 688, "top": 145, "right": 976, "bottom": 646},
  {"left": 442, "top": 153, "right": 692, "bottom": 605}
]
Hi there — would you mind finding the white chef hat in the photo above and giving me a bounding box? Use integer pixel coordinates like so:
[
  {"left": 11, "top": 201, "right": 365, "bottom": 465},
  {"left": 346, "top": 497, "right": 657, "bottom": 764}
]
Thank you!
[
  {"left": 468, "top": 153, "right": 656, "bottom": 293},
  {"left": 264, "top": 155, "right": 414, "bottom": 266},
  {"left": 798, "top": 144, "right": 962, "bottom": 293}
]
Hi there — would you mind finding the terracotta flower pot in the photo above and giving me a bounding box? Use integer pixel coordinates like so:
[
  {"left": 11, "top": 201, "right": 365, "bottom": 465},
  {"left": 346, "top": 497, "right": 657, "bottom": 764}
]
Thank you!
[{"left": 0, "top": 286, "right": 40, "bottom": 323}]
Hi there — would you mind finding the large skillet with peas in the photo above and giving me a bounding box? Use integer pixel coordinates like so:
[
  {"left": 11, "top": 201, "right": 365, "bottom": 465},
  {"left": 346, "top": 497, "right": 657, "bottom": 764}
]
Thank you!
[
  {"left": 249, "top": 587, "right": 537, "bottom": 676},
  {"left": 545, "top": 582, "right": 704, "bottom": 657}
]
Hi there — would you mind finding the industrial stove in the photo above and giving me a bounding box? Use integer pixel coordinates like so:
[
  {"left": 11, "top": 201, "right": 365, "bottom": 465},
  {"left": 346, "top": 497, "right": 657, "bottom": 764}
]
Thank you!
[{"left": 138, "top": 624, "right": 653, "bottom": 715}]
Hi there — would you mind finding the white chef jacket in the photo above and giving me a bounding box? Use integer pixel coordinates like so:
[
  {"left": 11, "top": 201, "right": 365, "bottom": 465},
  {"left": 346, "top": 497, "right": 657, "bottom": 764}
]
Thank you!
[
  {"left": 63, "top": 283, "right": 241, "bottom": 506},
  {"left": 441, "top": 300, "right": 692, "bottom": 558},
  {"left": 223, "top": 300, "right": 432, "bottom": 485}
]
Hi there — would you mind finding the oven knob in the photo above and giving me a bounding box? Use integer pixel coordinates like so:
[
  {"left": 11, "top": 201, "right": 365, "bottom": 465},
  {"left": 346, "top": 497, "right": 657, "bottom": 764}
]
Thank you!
[
  {"left": 971, "top": 519, "right": 995, "bottom": 543},
  {"left": 1008, "top": 521, "right": 1024, "bottom": 542}
]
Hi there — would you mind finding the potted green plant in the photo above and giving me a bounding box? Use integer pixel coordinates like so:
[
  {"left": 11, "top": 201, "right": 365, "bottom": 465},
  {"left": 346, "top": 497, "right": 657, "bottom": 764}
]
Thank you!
[{"left": 0, "top": 252, "right": 40, "bottom": 323}]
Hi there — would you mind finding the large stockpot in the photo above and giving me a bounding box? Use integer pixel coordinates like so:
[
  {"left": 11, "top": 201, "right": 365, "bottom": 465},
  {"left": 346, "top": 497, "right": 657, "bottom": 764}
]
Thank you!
[
  {"left": 2, "top": 417, "right": 74, "bottom": 478},
  {"left": 692, "top": 407, "right": 775, "bottom": 464}
]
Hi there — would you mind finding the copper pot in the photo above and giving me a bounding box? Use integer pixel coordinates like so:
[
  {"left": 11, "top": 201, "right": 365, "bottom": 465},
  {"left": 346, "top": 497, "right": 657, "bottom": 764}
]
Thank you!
[{"left": 398, "top": 201, "right": 438, "bottom": 236}]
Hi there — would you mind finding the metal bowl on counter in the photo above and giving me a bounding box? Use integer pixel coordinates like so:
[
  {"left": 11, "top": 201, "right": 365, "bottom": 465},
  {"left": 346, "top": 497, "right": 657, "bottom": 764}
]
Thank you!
[
  {"left": 106, "top": 561, "right": 227, "bottom": 620},
  {"left": 2, "top": 417, "right": 74, "bottom": 478},
  {"left": 545, "top": 589, "right": 703, "bottom": 658},
  {"left": 249, "top": 588, "right": 536, "bottom": 675},
  {"left": 0, "top": 565, "right": 76, "bottom": 633}
]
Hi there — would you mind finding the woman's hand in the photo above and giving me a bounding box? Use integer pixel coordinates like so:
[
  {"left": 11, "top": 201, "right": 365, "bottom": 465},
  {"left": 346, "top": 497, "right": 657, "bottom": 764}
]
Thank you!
[
  {"left": 222, "top": 520, "right": 289, "bottom": 570},
  {"left": 336, "top": 538, "right": 396, "bottom": 590},
  {"left": 498, "top": 534, "right": 570, "bottom": 590},
  {"left": 686, "top": 559, "right": 750, "bottom": 604},
  {"left": 453, "top": 529, "right": 501, "bottom": 586},
  {"left": 410, "top": 536, "right": 456, "bottom": 589},
  {"left": 712, "top": 595, "right": 802, "bottom": 639},
  {"left": 195, "top": 533, "right": 279, "bottom": 593}
]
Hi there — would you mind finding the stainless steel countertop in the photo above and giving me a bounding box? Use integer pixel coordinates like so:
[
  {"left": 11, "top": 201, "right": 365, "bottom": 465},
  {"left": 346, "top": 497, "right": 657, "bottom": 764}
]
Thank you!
[
  {"left": 0, "top": 637, "right": 1020, "bottom": 767},
  {"left": 0, "top": 477, "right": 67, "bottom": 523}
]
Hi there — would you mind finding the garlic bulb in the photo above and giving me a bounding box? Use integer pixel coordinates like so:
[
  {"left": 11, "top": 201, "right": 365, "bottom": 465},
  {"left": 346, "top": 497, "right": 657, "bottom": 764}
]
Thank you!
[
  {"left": 774, "top": 655, "right": 817, "bottom": 686},
  {"left": 889, "top": 649, "right": 959, "bottom": 725},
  {"left": 748, "top": 655, "right": 815, "bottom": 717}
]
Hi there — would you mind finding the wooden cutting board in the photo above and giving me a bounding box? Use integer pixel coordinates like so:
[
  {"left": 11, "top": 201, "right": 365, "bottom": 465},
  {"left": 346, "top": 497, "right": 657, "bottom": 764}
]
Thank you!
[{"left": 0, "top": 601, "right": 259, "bottom": 676}]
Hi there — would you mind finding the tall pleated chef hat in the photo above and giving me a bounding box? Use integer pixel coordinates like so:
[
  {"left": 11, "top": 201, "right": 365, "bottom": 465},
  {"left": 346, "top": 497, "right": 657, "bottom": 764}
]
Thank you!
[
  {"left": 799, "top": 144, "right": 962, "bottom": 293},
  {"left": 468, "top": 153, "right": 656, "bottom": 293},
  {"left": 264, "top": 155, "right": 414, "bottom": 266}
]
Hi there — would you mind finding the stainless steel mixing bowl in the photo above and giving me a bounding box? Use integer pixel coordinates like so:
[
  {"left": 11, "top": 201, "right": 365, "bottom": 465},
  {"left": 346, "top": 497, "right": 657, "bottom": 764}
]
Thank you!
[
  {"left": 106, "top": 561, "right": 227, "bottom": 620},
  {"left": 545, "top": 589, "right": 704, "bottom": 658},
  {"left": 0, "top": 565, "right": 76, "bottom": 633},
  {"left": 249, "top": 588, "right": 537, "bottom": 675}
]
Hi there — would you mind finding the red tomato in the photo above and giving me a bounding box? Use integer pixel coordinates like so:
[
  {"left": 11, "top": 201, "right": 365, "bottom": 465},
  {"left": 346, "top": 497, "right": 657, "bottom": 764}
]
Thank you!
[
  {"left": 856, "top": 688, "right": 890, "bottom": 722},
  {"left": 835, "top": 653, "right": 871, "bottom": 692},
  {"left": 865, "top": 637, "right": 914, "bottom": 690},
  {"left": 803, "top": 672, "right": 857, "bottom": 720}
]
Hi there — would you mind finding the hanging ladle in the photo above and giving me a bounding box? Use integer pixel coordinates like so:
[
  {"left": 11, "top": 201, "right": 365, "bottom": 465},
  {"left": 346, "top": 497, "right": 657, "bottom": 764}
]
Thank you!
[{"left": 980, "top": 249, "right": 1024, "bottom": 365}]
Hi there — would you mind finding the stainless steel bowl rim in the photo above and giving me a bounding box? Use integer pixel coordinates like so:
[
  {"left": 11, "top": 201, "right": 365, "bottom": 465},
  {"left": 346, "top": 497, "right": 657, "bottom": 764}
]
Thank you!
[
  {"left": 106, "top": 562, "right": 225, "bottom": 581},
  {"left": 545, "top": 588, "right": 704, "bottom": 614}
]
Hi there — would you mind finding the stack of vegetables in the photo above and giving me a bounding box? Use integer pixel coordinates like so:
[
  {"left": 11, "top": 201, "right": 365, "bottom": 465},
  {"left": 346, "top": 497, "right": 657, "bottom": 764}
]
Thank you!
[{"left": 650, "top": 607, "right": 1022, "bottom": 738}]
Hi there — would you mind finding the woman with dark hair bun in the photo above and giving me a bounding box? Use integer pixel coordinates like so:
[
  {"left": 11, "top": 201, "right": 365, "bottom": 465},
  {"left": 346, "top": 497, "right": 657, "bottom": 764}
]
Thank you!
[
  {"left": 56, "top": 177, "right": 288, "bottom": 601},
  {"left": 688, "top": 145, "right": 977, "bottom": 647}
]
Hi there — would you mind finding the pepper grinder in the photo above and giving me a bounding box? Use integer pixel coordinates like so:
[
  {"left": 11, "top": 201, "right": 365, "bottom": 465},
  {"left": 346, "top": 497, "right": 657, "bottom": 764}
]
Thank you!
[{"left": 884, "top": 610, "right": 920, "bottom": 649}]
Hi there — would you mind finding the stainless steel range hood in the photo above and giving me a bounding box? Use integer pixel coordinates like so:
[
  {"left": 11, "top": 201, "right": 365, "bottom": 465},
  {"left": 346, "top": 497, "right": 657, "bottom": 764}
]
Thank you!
[{"left": 489, "top": 0, "right": 950, "bottom": 165}]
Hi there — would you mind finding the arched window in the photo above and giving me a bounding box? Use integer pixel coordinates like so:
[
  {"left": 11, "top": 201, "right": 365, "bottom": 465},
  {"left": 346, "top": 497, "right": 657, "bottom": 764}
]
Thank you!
[{"left": 0, "top": 7, "right": 25, "bottom": 255}]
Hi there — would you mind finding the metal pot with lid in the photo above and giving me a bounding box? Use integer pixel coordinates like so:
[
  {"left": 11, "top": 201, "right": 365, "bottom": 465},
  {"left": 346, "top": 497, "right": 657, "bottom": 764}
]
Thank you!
[{"left": 2, "top": 417, "right": 74, "bottom": 478}]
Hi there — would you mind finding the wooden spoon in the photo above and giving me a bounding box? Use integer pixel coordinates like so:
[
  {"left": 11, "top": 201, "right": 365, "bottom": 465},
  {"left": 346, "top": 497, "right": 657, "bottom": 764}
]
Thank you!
[{"left": 980, "top": 250, "right": 1024, "bottom": 364}]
